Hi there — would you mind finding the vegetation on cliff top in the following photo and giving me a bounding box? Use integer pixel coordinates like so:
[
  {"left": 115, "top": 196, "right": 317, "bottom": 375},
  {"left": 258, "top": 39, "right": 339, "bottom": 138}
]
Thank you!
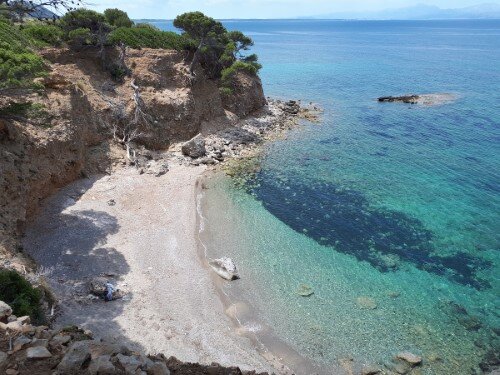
[{"left": 0, "top": 5, "right": 261, "bottom": 95}]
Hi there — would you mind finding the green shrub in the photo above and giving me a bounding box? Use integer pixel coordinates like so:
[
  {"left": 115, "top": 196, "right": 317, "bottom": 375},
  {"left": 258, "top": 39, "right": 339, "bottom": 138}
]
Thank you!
[
  {"left": 68, "top": 27, "right": 93, "bottom": 45},
  {"left": 0, "top": 20, "right": 46, "bottom": 88},
  {"left": 0, "top": 269, "right": 42, "bottom": 321},
  {"left": 108, "top": 27, "right": 188, "bottom": 50},
  {"left": 21, "top": 22, "right": 63, "bottom": 47},
  {"left": 221, "top": 60, "right": 261, "bottom": 88}
]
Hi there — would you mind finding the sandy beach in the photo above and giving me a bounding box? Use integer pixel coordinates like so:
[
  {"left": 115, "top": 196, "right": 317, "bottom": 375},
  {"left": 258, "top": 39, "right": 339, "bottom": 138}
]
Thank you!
[{"left": 22, "top": 162, "right": 279, "bottom": 373}]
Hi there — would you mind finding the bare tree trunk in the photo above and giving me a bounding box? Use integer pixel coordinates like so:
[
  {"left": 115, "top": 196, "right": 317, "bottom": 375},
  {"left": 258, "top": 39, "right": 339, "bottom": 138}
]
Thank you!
[{"left": 189, "top": 39, "right": 204, "bottom": 76}]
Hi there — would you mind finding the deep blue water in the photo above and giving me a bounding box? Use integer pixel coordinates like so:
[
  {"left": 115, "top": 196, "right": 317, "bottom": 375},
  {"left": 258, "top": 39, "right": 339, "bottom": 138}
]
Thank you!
[{"left": 154, "top": 19, "right": 500, "bottom": 373}]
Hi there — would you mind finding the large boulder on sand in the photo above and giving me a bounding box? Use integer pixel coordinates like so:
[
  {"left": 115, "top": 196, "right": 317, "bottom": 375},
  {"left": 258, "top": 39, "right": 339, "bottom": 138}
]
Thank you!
[
  {"left": 181, "top": 134, "right": 206, "bottom": 159},
  {"left": 209, "top": 257, "right": 239, "bottom": 281}
]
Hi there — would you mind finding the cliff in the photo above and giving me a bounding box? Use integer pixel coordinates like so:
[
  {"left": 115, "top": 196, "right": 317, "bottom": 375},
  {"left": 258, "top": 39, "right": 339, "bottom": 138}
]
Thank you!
[{"left": 0, "top": 45, "right": 267, "bottom": 268}]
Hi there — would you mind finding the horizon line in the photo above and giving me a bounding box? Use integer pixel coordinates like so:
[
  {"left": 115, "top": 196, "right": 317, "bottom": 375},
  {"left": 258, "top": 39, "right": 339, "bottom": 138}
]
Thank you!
[{"left": 134, "top": 17, "right": 500, "bottom": 21}]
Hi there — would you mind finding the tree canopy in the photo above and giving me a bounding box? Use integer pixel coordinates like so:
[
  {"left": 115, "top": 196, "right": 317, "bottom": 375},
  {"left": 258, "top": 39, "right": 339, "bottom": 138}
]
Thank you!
[
  {"left": 104, "top": 8, "right": 133, "bottom": 28},
  {"left": 173, "top": 11, "right": 261, "bottom": 81}
]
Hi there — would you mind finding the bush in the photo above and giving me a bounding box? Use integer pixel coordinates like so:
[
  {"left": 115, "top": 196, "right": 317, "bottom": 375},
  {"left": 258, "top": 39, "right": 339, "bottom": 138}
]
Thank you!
[
  {"left": 108, "top": 27, "right": 188, "bottom": 50},
  {"left": 0, "top": 20, "right": 46, "bottom": 88},
  {"left": 0, "top": 269, "right": 42, "bottom": 320},
  {"left": 21, "top": 22, "right": 63, "bottom": 47},
  {"left": 221, "top": 60, "right": 261, "bottom": 88}
]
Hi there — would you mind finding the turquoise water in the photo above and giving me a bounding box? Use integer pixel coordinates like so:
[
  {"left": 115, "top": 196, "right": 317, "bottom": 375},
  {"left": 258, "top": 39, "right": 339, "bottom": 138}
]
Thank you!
[{"left": 159, "top": 20, "right": 500, "bottom": 373}]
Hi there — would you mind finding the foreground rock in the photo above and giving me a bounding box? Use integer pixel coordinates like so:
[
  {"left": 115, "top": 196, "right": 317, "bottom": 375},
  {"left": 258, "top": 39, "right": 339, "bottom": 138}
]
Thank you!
[
  {"left": 0, "top": 300, "right": 269, "bottom": 375},
  {"left": 209, "top": 257, "right": 240, "bottom": 280}
]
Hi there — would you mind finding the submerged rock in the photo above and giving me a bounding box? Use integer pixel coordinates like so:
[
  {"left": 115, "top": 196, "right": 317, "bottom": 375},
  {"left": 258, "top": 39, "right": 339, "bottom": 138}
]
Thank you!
[
  {"left": 356, "top": 296, "right": 377, "bottom": 310},
  {"left": 396, "top": 351, "right": 423, "bottom": 365},
  {"left": 209, "top": 257, "right": 239, "bottom": 280},
  {"left": 181, "top": 134, "right": 206, "bottom": 159},
  {"left": 297, "top": 284, "right": 314, "bottom": 297}
]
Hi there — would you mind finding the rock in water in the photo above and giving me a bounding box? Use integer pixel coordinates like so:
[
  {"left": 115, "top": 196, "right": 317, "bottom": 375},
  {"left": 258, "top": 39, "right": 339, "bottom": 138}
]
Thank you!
[
  {"left": 378, "top": 95, "right": 420, "bottom": 104},
  {"left": 209, "top": 257, "right": 239, "bottom": 280},
  {"left": 297, "top": 284, "right": 314, "bottom": 297},
  {"left": 181, "top": 134, "right": 206, "bottom": 159},
  {"left": 396, "top": 351, "right": 423, "bottom": 365},
  {"left": 356, "top": 296, "right": 377, "bottom": 310}
]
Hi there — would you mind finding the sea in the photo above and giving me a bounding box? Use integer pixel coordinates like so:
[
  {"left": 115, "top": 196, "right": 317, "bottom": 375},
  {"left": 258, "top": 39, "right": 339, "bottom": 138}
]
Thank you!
[{"left": 149, "top": 19, "right": 500, "bottom": 374}]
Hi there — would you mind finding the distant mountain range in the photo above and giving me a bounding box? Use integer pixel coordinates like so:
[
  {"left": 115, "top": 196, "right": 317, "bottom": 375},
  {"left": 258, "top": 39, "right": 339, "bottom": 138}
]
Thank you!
[{"left": 306, "top": 3, "right": 500, "bottom": 20}]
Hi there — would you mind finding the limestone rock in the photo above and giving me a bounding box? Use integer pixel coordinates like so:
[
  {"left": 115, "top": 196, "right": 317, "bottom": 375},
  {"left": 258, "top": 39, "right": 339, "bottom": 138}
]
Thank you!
[
  {"left": 26, "top": 346, "right": 52, "bottom": 359},
  {"left": 57, "top": 340, "right": 92, "bottom": 373},
  {"left": 30, "top": 338, "right": 49, "bottom": 348},
  {"left": 13, "top": 335, "right": 31, "bottom": 351},
  {"left": 146, "top": 361, "right": 170, "bottom": 375},
  {"left": 51, "top": 335, "right": 72, "bottom": 346},
  {"left": 116, "top": 353, "right": 142, "bottom": 373},
  {"left": 181, "top": 134, "right": 206, "bottom": 159},
  {"left": 17, "top": 316, "right": 30, "bottom": 324},
  {"left": 209, "top": 257, "right": 239, "bottom": 280},
  {"left": 0, "top": 301, "right": 12, "bottom": 319},
  {"left": 89, "top": 355, "right": 118, "bottom": 375},
  {"left": 396, "top": 351, "right": 422, "bottom": 365}
]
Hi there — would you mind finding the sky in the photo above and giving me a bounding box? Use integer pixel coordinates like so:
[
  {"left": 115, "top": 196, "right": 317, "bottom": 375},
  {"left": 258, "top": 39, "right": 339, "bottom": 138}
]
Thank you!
[{"left": 86, "top": 1, "right": 500, "bottom": 19}]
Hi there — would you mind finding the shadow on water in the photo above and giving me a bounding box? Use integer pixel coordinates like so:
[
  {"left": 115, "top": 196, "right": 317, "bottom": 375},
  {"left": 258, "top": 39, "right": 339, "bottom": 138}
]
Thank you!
[
  {"left": 23, "top": 177, "right": 143, "bottom": 352},
  {"left": 249, "top": 171, "right": 492, "bottom": 290}
]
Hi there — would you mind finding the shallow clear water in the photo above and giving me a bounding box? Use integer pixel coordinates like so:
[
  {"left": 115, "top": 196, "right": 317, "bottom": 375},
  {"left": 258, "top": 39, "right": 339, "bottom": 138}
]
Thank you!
[{"left": 158, "top": 19, "right": 500, "bottom": 373}]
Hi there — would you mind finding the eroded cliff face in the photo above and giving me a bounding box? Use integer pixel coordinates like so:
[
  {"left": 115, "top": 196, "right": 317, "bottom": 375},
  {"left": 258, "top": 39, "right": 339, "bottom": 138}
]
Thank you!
[{"left": 0, "top": 46, "right": 267, "bottom": 266}]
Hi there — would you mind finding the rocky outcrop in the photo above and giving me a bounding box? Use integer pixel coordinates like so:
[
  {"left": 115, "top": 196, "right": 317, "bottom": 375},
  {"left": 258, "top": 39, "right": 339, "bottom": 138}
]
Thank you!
[
  {"left": 0, "top": 46, "right": 267, "bottom": 265},
  {"left": 221, "top": 71, "right": 267, "bottom": 118},
  {"left": 0, "top": 301, "right": 267, "bottom": 375},
  {"left": 378, "top": 95, "right": 420, "bottom": 104},
  {"left": 378, "top": 93, "right": 456, "bottom": 106}
]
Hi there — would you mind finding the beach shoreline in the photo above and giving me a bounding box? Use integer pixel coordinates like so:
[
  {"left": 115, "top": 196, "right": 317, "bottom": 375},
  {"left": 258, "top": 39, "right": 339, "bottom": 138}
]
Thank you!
[{"left": 21, "top": 99, "right": 321, "bottom": 374}]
